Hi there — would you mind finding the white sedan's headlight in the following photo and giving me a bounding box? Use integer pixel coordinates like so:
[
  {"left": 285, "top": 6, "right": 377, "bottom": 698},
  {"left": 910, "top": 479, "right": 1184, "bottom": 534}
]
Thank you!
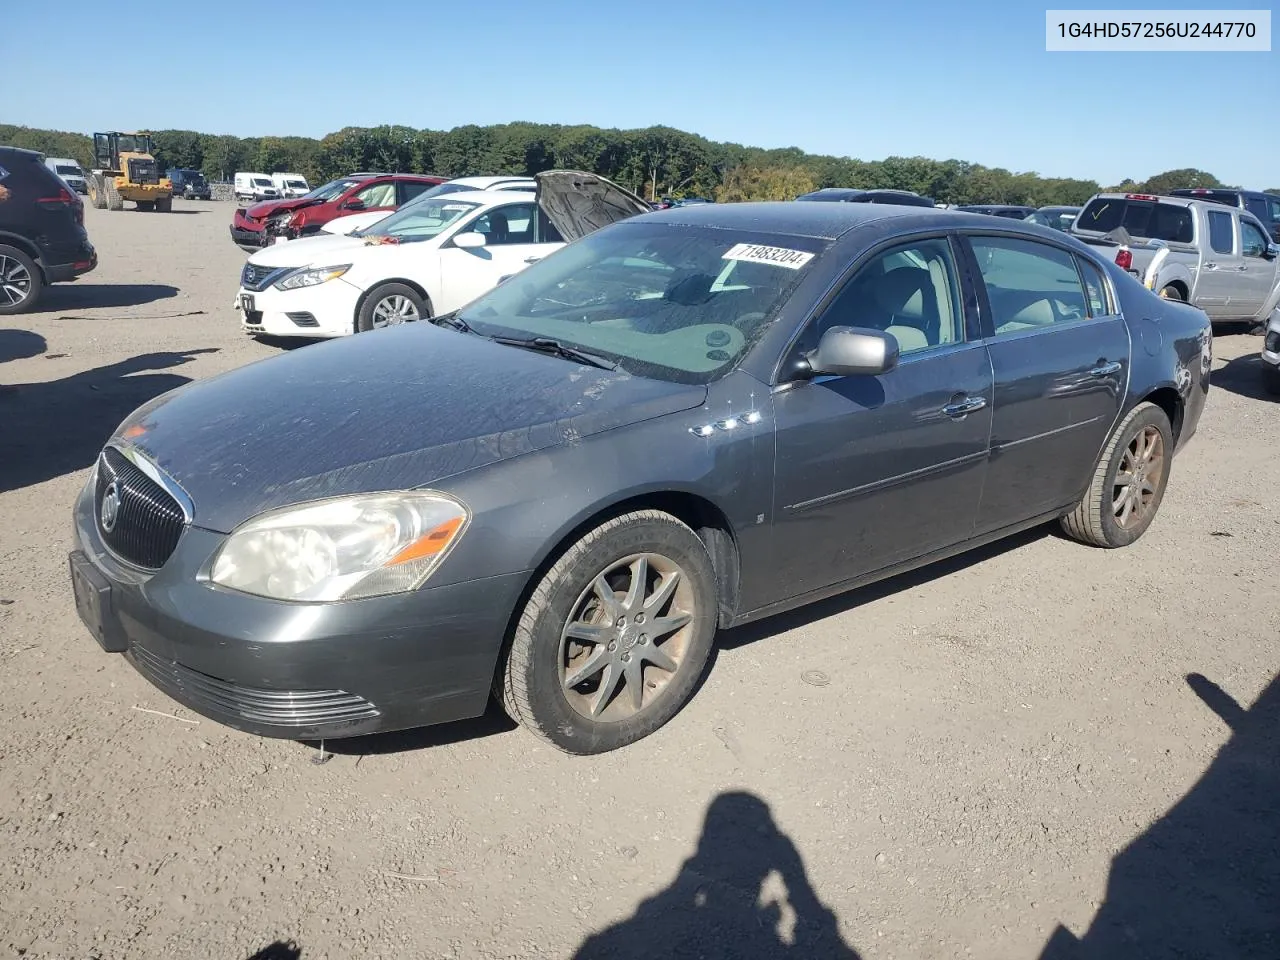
[
  {"left": 210, "top": 493, "right": 468, "bottom": 602},
  {"left": 274, "top": 264, "right": 351, "bottom": 290}
]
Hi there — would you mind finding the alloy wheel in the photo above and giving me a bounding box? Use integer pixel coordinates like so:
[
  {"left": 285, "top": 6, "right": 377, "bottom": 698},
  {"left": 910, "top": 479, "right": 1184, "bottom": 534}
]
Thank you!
[
  {"left": 370, "top": 295, "right": 419, "bottom": 327},
  {"left": 1113, "top": 425, "right": 1165, "bottom": 529},
  {"left": 559, "top": 553, "right": 696, "bottom": 722},
  {"left": 0, "top": 255, "right": 33, "bottom": 308}
]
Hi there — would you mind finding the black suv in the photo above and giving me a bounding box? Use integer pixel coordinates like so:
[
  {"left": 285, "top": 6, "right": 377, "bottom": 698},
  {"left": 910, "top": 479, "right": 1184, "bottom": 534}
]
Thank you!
[
  {"left": 0, "top": 146, "right": 97, "bottom": 314},
  {"left": 1169, "top": 188, "right": 1280, "bottom": 242},
  {"left": 168, "top": 168, "right": 211, "bottom": 200},
  {"left": 796, "top": 187, "right": 936, "bottom": 207}
]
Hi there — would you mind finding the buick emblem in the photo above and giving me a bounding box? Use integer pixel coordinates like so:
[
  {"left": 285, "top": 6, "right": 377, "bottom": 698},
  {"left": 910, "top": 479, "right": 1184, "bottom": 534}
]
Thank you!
[{"left": 100, "top": 481, "right": 121, "bottom": 533}]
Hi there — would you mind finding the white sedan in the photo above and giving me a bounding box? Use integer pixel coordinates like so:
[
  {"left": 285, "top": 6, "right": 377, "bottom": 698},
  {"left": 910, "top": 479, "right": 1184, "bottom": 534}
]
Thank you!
[
  {"left": 234, "top": 173, "right": 648, "bottom": 339},
  {"left": 319, "top": 176, "right": 537, "bottom": 237}
]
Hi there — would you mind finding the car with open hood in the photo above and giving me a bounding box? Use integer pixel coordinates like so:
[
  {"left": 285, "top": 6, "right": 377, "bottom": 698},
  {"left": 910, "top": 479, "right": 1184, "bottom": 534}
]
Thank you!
[
  {"left": 70, "top": 202, "right": 1210, "bottom": 755},
  {"left": 234, "top": 170, "right": 649, "bottom": 339},
  {"left": 229, "top": 173, "right": 446, "bottom": 249}
]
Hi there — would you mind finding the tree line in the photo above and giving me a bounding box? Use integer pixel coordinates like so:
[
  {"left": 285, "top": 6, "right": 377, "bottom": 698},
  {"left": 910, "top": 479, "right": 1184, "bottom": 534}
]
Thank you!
[{"left": 3, "top": 121, "right": 1276, "bottom": 206}]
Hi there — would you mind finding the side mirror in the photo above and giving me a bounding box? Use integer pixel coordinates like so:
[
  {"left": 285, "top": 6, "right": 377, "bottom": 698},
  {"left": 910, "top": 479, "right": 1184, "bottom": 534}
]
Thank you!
[
  {"left": 452, "top": 231, "right": 487, "bottom": 249},
  {"left": 343, "top": 198, "right": 366, "bottom": 210},
  {"left": 1264, "top": 243, "right": 1279, "bottom": 261},
  {"left": 805, "top": 326, "right": 900, "bottom": 378}
]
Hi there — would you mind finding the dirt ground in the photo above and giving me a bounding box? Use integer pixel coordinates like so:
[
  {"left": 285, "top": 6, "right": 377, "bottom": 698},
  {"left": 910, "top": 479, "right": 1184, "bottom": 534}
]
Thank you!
[{"left": 1, "top": 199, "right": 1276, "bottom": 960}]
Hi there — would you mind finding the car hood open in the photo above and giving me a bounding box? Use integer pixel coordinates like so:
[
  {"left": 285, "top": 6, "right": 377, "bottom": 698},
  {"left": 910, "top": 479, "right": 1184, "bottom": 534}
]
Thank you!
[
  {"left": 535, "top": 170, "right": 652, "bottom": 242},
  {"left": 110, "top": 324, "right": 707, "bottom": 533}
]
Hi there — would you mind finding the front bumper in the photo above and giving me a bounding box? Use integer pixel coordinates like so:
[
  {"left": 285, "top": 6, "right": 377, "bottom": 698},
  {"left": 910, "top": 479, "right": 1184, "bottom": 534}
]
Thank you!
[
  {"left": 230, "top": 222, "right": 267, "bottom": 248},
  {"left": 70, "top": 475, "right": 526, "bottom": 740},
  {"left": 233, "top": 278, "right": 361, "bottom": 338}
]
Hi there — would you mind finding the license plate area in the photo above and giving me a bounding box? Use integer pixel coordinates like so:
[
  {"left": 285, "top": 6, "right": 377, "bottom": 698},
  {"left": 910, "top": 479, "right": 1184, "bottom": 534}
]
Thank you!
[{"left": 69, "top": 551, "right": 127, "bottom": 652}]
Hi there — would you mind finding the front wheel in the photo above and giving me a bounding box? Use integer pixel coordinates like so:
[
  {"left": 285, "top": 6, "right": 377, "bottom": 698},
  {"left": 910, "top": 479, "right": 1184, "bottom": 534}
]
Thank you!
[
  {"left": 1061, "top": 402, "right": 1173, "bottom": 548},
  {"left": 1159, "top": 285, "right": 1184, "bottom": 301},
  {"left": 499, "top": 510, "right": 719, "bottom": 755},
  {"left": 1263, "top": 363, "right": 1280, "bottom": 397},
  {"left": 356, "top": 283, "right": 427, "bottom": 333}
]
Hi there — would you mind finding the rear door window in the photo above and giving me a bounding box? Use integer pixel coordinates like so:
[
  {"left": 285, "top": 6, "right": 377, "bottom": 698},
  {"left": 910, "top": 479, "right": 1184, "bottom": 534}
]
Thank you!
[
  {"left": 1207, "top": 211, "right": 1235, "bottom": 254},
  {"left": 1075, "top": 198, "right": 1194, "bottom": 243},
  {"left": 1076, "top": 257, "right": 1114, "bottom": 316},
  {"left": 969, "top": 236, "right": 1090, "bottom": 335},
  {"left": 1240, "top": 220, "right": 1269, "bottom": 258}
]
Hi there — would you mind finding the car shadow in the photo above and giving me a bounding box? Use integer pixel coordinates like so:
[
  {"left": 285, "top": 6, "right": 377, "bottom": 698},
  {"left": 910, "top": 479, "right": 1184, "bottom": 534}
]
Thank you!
[
  {"left": 255, "top": 334, "right": 325, "bottom": 351},
  {"left": 1209, "top": 351, "right": 1278, "bottom": 403},
  {"left": 573, "top": 790, "right": 861, "bottom": 959},
  {"left": 716, "top": 525, "right": 1047, "bottom": 652},
  {"left": 243, "top": 942, "right": 301, "bottom": 960},
  {"left": 34, "top": 283, "right": 180, "bottom": 312},
  {"left": 0, "top": 329, "right": 217, "bottom": 493},
  {"left": 1038, "top": 670, "right": 1279, "bottom": 959},
  {"left": 303, "top": 702, "right": 518, "bottom": 758}
]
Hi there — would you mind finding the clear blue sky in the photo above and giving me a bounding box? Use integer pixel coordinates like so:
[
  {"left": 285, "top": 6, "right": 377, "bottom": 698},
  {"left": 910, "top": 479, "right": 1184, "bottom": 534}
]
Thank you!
[{"left": 3, "top": 0, "right": 1277, "bottom": 186}]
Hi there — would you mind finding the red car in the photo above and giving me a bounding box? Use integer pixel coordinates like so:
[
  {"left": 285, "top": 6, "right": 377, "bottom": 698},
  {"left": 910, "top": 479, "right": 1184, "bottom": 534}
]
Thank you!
[{"left": 229, "top": 173, "right": 446, "bottom": 248}]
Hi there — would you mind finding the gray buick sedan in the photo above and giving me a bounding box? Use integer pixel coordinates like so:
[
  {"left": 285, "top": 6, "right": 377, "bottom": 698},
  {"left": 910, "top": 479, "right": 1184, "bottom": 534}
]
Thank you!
[{"left": 70, "top": 200, "right": 1212, "bottom": 755}]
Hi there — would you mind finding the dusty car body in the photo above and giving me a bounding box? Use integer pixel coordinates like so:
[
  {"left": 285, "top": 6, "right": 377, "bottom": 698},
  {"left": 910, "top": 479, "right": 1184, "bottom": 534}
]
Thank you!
[{"left": 70, "top": 203, "right": 1212, "bottom": 754}]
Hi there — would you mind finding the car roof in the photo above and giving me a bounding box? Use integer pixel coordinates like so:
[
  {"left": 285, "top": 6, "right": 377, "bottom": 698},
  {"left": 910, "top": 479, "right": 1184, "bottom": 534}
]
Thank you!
[
  {"left": 1087, "top": 192, "right": 1199, "bottom": 208},
  {"left": 627, "top": 200, "right": 1046, "bottom": 240},
  {"left": 448, "top": 176, "right": 536, "bottom": 188},
  {"left": 0, "top": 146, "right": 42, "bottom": 161},
  {"left": 436, "top": 189, "right": 538, "bottom": 207}
]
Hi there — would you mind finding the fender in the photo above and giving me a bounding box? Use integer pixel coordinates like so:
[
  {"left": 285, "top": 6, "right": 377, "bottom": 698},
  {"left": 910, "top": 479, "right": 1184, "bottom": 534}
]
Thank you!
[{"left": 0, "top": 230, "right": 43, "bottom": 265}]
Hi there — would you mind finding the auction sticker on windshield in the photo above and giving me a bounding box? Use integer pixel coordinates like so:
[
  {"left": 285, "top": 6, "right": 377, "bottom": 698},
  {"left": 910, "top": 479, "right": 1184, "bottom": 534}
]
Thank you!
[{"left": 722, "top": 243, "right": 815, "bottom": 269}]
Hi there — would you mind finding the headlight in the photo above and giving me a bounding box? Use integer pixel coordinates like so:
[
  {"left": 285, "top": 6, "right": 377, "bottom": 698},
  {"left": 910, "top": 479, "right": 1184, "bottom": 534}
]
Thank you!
[
  {"left": 274, "top": 264, "right": 350, "bottom": 290},
  {"left": 209, "top": 492, "right": 469, "bottom": 602}
]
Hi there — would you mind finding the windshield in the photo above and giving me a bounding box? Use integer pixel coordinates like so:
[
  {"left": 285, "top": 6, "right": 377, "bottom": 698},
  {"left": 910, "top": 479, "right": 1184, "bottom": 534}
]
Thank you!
[
  {"left": 304, "top": 178, "right": 360, "bottom": 202},
  {"left": 361, "top": 197, "right": 480, "bottom": 240},
  {"left": 116, "top": 135, "right": 151, "bottom": 154},
  {"left": 286, "top": 179, "right": 307, "bottom": 188},
  {"left": 253, "top": 177, "right": 272, "bottom": 186},
  {"left": 456, "top": 222, "right": 829, "bottom": 384},
  {"left": 55, "top": 165, "right": 82, "bottom": 175}
]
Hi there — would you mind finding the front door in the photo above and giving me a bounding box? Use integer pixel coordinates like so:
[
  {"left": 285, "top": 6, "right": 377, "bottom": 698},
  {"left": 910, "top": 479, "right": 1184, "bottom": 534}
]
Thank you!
[
  {"left": 770, "top": 236, "right": 993, "bottom": 601},
  {"left": 962, "top": 234, "right": 1129, "bottom": 532},
  {"left": 438, "top": 201, "right": 560, "bottom": 311},
  {"left": 1234, "top": 217, "right": 1278, "bottom": 320}
]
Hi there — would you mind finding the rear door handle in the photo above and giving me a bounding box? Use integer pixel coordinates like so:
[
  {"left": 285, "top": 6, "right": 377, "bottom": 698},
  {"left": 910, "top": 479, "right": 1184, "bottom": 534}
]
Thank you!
[
  {"left": 1204, "top": 262, "right": 1217, "bottom": 269},
  {"left": 942, "top": 396, "right": 987, "bottom": 418},
  {"left": 1088, "top": 361, "right": 1122, "bottom": 377}
]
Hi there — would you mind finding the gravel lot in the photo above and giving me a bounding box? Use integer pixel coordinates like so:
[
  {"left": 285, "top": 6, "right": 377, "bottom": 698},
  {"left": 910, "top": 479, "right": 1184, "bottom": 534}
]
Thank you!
[{"left": 1, "top": 199, "right": 1276, "bottom": 960}]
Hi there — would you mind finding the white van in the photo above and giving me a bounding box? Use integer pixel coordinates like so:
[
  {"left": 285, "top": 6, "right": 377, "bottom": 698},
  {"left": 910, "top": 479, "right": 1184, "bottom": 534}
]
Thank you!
[
  {"left": 44, "top": 157, "right": 88, "bottom": 194},
  {"left": 234, "top": 172, "right": 280, "bottom": 202},
  {"left": 271, "top": 173, "right": 311, "bottom": 198}
]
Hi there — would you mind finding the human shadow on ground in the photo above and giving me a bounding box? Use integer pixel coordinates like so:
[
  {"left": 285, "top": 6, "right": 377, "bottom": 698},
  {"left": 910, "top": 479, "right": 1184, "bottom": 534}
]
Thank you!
[
  {"left": 33, "top": 283, "right": 180, "bottom": 312},
  {"left": 1039, "top": 671, "right": 1279, "bottom": 960},
  {"left": 573, "top": 790, "right": 860, "bottom": 959},
  {"left": 243, "top": 942, "right": 301, "bottom": 960},
  {"left": 1209, "top": 352, "right": 1279, "bottom": 403},
  {"left": 0, "top": 329, "right": 216, "bottom": 493}
]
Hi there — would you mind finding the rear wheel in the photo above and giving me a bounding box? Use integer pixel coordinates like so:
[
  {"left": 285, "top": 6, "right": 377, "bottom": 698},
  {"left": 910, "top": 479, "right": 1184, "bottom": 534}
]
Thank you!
[
  {"left": 356, "top": 283, "right": 427, "bottom": 333},
  {"left": 499, "top": 510, "right": 719, "bottom": 754},
  {"left": 155, "top": 196, "right": 172, "bottom": 212},
  {"left": 1159, "top": 284, "right": 1184, "bottom": 301},
  {"left": 0, "top": 245, "right": 43, "bottom": 315},
  {"left": 137, "top": 200, "right": 155, "bottom": 212},
  {"left": 1061, "top": 402, "right": 1173, "bottom": 548}
]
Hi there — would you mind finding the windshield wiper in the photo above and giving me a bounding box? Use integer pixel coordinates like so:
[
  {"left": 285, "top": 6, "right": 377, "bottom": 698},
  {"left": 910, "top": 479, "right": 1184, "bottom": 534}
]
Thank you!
[
  {"left": 430, "top": 311, "right": 479, "bottom": 335},
  {"left": 490, "top": 336, "right": 619, "bottom": 371}
]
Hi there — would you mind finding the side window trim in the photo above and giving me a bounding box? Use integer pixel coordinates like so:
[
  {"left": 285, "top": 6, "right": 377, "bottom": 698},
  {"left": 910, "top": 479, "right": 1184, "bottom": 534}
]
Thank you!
[{"left": 1073, "top": 254, "right": 1117, "bottom": 317}]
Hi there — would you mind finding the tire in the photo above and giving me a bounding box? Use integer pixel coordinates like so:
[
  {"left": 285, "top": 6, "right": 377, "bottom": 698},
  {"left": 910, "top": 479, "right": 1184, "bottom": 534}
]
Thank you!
[
  {"left": 356, "top": 283, "right": 428, "bottom": 333},
  {"left": 0, "top": 245, "right": 43, "bottom": 315},
  {"left": 155, "top": 196, "right": 172, "bottom": 212},
  {"left": 105, "top": 179, "right": 124, "bottom": 211},
  {"left": 500, "top": 510, "right": 719, "bottom": 755},
  {"left": 1159, "top": 285, "right": 1184, "bottom": 301},
  {"left": 1263, "top": 363, "right": 1280, "bottom": 397},
  {"left": 89, "top": 173, "right": 107, "bottom": 210},
  {"left": 137, "top": 200, "right": 155, "bottom": 212},
  {"left": 1061, "top": 402, "right": 1173, "bottom": 548}
]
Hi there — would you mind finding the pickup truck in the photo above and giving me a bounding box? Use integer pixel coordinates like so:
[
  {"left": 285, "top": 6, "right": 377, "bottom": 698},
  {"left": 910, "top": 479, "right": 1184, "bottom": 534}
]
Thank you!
[{"left": 1070, "top": 192, "right": 1280, "bottom": 331}]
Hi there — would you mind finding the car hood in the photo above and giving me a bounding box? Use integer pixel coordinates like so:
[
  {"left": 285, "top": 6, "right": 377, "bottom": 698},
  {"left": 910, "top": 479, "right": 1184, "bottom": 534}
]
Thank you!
[
  {"left": 321, "top": 211, "right": 390, "bottom": 235},
  {"left": 535, "top": 170, "right": 652, "bottom": 242},
  {"left": 111, "top": 324, "right": 707, "bottom": 533},
  {"left": 247, "top": 232, "right": 368, "bottom": 267},
  {"left": 244, "top": 196, "right": 313, "bottom": 219}
]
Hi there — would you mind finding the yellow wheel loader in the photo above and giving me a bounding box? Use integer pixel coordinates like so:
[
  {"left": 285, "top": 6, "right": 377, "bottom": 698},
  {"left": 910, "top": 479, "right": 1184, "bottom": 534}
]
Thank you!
[{"left": 86, "top": 132, "right": 174, "bottom": 212}]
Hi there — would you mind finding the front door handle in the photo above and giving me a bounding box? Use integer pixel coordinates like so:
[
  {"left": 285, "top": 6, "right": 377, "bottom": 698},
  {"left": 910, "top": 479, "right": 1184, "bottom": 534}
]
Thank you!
[
  {"left": 524, "top": 256, "right": 542, "bottom": 264},
  {"left": 1088, "top": 360, "right": 1122, "bottom": 377},
  {"left": 942, "top": 396, "right": 987, "bottom": 418}
]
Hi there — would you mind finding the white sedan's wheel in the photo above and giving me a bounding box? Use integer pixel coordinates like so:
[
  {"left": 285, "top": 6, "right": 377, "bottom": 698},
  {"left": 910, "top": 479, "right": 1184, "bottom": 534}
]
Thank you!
[{"left": 357, "top": 283, "right": 428, "bottom": 333}]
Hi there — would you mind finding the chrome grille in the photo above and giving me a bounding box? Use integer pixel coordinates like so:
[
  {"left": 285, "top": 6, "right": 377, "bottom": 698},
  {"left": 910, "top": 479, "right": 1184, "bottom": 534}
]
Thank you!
[
  {"left": 129, "top": 644, "right": 380, "bottom": 727},
  {"left": 95, "top": 447, "right": 186, "bottom": 569},
  {"left": 240, "top": 262, "right": 290, "bottom": 291}
]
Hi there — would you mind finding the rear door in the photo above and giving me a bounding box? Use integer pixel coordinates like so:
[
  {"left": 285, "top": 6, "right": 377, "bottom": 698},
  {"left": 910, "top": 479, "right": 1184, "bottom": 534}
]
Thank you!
[
  {"left": 960, "top": 233, "right": 1129, "bottom": 532},
  {"left": 1197, "top": 207, "right": 1243, "bottom": 317},
  {"left": 1234, "top": 217, "right": 1278, "bottom": 319}
]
